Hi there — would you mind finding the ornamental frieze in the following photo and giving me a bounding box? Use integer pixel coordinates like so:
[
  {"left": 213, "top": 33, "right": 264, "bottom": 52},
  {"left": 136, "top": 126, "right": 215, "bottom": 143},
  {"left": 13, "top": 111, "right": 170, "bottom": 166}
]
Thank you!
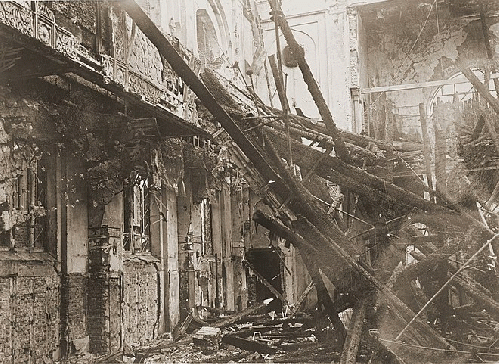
[
  {"left": 0, "top": 1, "right": 198, "bottom": 124},
  {"left": 0, "top": 2, "right": 34, "bottom": 37}
]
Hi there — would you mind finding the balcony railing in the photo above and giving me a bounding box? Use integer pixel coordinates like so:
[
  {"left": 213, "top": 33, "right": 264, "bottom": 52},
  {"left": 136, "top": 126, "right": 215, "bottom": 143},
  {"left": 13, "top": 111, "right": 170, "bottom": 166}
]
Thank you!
[{"left": 0, "top": 1, "right": 199, "bottom": 123}]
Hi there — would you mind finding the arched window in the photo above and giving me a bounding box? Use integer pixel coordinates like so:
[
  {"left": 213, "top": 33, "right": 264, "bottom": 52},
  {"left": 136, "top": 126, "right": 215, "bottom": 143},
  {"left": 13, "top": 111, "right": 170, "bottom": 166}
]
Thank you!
[
  {"left": 196, "top": 9, "right": 221, "bottom": 68},
  {"left": 428, "top": 69, "right": 498, "bottom": 116}
]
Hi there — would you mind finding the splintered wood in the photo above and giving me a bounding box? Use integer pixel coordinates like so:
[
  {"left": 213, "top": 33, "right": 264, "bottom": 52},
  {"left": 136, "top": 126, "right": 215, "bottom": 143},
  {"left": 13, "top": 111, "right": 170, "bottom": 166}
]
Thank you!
[{"left": 122, "top": 1, "right": 499, "bottom": 362}]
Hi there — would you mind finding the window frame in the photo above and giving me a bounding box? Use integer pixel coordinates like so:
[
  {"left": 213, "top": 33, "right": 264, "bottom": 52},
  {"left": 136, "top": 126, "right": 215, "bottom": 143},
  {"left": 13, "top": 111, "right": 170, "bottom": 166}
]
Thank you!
[{"left": 123, "top": 170, "right": 151, "bottom": 254}]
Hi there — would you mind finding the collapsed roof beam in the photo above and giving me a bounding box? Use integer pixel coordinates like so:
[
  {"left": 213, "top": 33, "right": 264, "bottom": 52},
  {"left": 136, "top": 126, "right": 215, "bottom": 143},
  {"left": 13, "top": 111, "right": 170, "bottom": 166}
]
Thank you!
[
  {"left": 119, "top": 0, "right": 288, "bottom": 195},
  {"left": 267, "top": 0, "right": 349, "bottom": 161}
]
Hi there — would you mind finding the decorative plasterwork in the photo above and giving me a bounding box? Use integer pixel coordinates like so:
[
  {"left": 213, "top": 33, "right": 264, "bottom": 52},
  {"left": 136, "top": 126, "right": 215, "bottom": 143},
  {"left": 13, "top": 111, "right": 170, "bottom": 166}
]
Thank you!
[{"left": 0, "top": 1, "right": 200, "bottom": 125}]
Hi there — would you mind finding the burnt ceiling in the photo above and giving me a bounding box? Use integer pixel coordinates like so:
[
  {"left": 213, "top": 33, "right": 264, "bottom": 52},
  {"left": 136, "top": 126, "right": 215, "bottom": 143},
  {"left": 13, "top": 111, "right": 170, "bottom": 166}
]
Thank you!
[{"left": 359, "top": 0, "right": 499, "bottom": 25}]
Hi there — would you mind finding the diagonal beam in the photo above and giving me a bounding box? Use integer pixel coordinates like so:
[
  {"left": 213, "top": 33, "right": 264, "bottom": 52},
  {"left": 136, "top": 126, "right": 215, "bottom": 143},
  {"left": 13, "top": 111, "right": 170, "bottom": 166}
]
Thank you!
[
  {"left": 119, "top": 0, "right": 288, "bottom": 195},
  {"left": 460, "top": 67, "right": 499, "bottom": 115},
  {"left": 243, "top": 259, "right": 286, "bottom": 304},
  {"left": 267, "top": 0, "right": 349, "bottom": 161}
]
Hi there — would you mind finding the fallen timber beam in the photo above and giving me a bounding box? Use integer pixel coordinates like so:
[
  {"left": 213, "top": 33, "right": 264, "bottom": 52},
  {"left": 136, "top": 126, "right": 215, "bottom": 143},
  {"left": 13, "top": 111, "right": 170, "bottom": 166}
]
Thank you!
[
  {"left": 479, "top": 4, "right": 499, "bottom": 97},
  {"left": 268, "top": 54, "right": 294, "bottom": 166},
  {"left": 460, "top": 67, "right": 499, "bottom": 115},
  {"left": 222, "top": 334, "right": 277, "bottom": 354},
  {"left": 266, "top": 126, "right": 449, "bottom": 214},
  {"left": 289, "top": 281, "right": 314, "bottom": 317},
  {"left": 271, "top": 122, "right": 386, "bottom": 167},
  {"left": 278, "top": 109, "right": 423, "bottom": 153},
  {"left": 212, "top": 299, "right": 273, "bottom": 328},
  {"left": 243, "top": 260, "right": 286, "bottom": 304},
  {"left": 339, "top": 298, "right": 368, "bottom": 364},
  {"left": 119, "top": 0, "right": 289, "bottom": 198},
  {"left": 267, "top": 0, "right": 349, "bottom": 161},
  {"left": 119, "top": 7, "right": 455, "bottom": 359}
]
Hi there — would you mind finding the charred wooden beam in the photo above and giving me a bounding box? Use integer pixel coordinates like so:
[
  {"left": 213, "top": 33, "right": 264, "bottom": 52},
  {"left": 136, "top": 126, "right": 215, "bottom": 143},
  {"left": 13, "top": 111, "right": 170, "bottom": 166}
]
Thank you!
[
  {"left": 243, "top": 260, "right": 286, "bottom": 304},
  {"left": 222, "top": 334, "right": 277, "bottom": 354},
  {"left": 267, "top": 0, "right": 349, "bottom": 161},
  {"left": 213, "top": 300, "right": 273, "bottom": 328},
  {"left": 479, "top": 4, "right": 499, "bottom": 96},
  {"left": 268, "top": 55, "right": 291, "bottom": 116},
  {"left": 272, "top": 122, "right": 385, "bottom": 167},
  {"left": 278, "top": 108, "right": 422, "bottom": 153},
  {"left": 119, "top": 0, "right": 289, "bottom": 196},
  {"left": 289, "top": 281, "right": 314, "bottom": 317},
  {"left": 268, "top": 54, "right": 294, "bottom": 165},
  {"left": 460, "top": 67, "right": 499, "bottom": 115},
  {"left": 339, "top": 298, "right": 368, "bottom": 364},
  {"left": 266, "top": 127, "right": 449, "bottom": 214}
]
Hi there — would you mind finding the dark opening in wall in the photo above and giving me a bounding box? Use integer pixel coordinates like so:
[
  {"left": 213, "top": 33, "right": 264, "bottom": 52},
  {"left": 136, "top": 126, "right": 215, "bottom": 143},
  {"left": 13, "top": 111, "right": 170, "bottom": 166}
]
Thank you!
[{"left": 246, "top": 248, "right": 283, "bottom": 313}]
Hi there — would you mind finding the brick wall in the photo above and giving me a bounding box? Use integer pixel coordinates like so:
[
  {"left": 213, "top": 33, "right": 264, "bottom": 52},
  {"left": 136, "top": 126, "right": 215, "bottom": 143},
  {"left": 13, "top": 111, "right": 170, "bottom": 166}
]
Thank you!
[
  {"left": 0, "top": 259, "right": 59, "bottom": 363},
  {"left": 87, "top": 226, "right": 120, "bottom": 354}
]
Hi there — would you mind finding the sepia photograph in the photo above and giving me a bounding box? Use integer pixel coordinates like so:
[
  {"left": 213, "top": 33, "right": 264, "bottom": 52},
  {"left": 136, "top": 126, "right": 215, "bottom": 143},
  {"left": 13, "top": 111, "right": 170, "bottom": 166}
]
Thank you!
[{"left": 0, "top": 0, "right": 498, "bottom": 363}]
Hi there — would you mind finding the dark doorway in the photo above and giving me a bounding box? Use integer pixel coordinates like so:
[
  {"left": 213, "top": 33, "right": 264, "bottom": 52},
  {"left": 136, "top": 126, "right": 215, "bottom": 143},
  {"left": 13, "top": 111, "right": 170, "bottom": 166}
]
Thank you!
[{"left": 246, "top": 248, "right": 283, "bottom": 313}]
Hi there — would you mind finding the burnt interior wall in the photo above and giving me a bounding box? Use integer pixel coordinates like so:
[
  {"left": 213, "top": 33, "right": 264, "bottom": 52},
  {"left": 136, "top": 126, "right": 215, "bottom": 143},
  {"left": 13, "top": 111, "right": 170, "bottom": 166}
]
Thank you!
[
  {"left": 361, "top": 0, "right": 499, "bottom": 137},
  {"left": 0, "top": 261, "right": 60, "bottom": 363},
  {"left": 122, "top": 259, "right": 159, "bottom": 348},
  {"left": 0, "top": 84, "right": 62, "bottom": 362}
]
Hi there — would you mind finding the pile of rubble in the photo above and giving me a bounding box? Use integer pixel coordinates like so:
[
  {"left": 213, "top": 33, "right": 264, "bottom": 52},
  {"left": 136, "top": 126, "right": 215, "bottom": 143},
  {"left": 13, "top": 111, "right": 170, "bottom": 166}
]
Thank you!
[
  {"left": 96, "top": 298, "right": 362, "bottom": 363},
  {"left": 114, "top": 2, "right": 499, "bottom": 363}
]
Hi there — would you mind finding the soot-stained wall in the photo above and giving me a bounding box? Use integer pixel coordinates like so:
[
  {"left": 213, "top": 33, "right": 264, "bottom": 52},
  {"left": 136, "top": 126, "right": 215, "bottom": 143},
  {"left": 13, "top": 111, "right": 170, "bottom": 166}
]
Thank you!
[
  {"left": 0, "top": 261, "right": 60, "bottom": 363},
  {"left": 361, "top": 0, "right": 499, "bottom": 136},
  {"left": 123, "top": 259, "right": 159, "bottom": 348}
]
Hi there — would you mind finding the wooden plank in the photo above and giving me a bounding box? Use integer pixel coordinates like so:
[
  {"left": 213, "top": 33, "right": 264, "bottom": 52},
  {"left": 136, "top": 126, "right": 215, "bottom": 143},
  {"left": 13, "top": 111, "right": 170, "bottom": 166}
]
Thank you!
[
  {"left": 268, "top": 55, "right": 291, "bottom": 115},
  {"left": 213, "top": 300, "right": 272, "bottom": 328},
  {"left": 419, "top": 103, "right": 434, "bottom": 194},
  {"left": 362, "top": 73, "right": 499, "bottom": 94},
  {"left": 288, "top": 281, "right": 314, "bottom": 317},
  {"left": 268, "top": 54, "right": 294, "bottom": 165},
  {"left": 479, "top": 5, "right": 499, "bottom": 95},
  {"left": 222, "top": 334, "right": 277, "bottom": 354}
]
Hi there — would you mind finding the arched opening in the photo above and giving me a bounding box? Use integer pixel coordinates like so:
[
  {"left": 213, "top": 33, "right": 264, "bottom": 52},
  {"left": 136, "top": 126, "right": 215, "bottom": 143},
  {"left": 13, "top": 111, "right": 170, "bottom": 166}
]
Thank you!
[
  {"left": 196, "top": 9, "right": 222, "bottom": 68},
  {"left": 428, "top": 69, "right": 498, "bottom": 116}
]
